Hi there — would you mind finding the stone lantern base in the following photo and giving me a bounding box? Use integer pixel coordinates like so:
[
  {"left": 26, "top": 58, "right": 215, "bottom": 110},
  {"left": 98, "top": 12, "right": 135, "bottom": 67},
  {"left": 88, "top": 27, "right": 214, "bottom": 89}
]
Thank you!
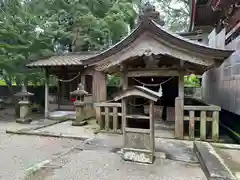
[
  {"left": 16, "top": 101, "right": 32, "bottom": 124},
  {"left": 72, "top": 101, "right": 88, "bottom": 126}
]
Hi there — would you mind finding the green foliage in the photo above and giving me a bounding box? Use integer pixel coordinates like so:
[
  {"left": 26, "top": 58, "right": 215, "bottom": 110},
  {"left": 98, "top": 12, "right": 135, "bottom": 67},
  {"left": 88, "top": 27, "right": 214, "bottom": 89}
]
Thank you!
[
  {"left": 107, "top": 75, "right": 121, "bottom": 87},
  {"left": 154, "top": 0, "right": 190, "bottom": 32},
  {"left": 184, "top": 74, "right": 200, "bottom": 87},
  {"left": 0, "top": 0, "right": 191, "bottom": 91}
]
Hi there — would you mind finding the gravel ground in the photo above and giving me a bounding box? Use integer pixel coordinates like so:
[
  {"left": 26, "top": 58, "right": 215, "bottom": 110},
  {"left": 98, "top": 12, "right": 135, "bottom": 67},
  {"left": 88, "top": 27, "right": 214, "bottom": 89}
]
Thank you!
[
  {"left": 26, "top": 148, "right": 207, "bottom": 180},
  {"left": 0, "top": 107, "right": 207, "bottom": 180},
  {"left": 0, "top": 122, "right": 83, "bottom": 180}
]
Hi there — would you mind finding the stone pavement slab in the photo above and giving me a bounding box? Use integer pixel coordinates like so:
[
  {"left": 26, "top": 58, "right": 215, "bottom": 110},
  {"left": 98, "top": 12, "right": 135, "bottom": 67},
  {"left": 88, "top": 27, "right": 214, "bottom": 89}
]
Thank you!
[
  {"left": 5, "top": 118, "right": 61, "bottom": 133},
  {"left": 49, "top": 111, "right": 76, "bottom": 120},
  {"left": 214, "top": 147, "right": 240, "bottom": 179},
  {"left": 194, "top": 141, "right": 237, "bottom": 180},
  {"left": 24, "top": 147, "right": 207, "bottom": 180},
  {"left": 30, "top": 120, "right": 98, "bottom": 140},
  {"left": 155, "top": 138, "right": 198, "bottom": 163},
  {"left": 85, "top": 134, "right": 198, "bottom": 164}
]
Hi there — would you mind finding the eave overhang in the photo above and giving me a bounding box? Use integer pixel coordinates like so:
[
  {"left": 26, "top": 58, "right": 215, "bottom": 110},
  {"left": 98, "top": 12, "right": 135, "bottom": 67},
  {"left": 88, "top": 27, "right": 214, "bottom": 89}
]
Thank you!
[
  {"left": 84, "top": 19, "right": 233, "bottom": 72},
  {"left": 26, "top": 52, "right": 98, "bottom": 68}
]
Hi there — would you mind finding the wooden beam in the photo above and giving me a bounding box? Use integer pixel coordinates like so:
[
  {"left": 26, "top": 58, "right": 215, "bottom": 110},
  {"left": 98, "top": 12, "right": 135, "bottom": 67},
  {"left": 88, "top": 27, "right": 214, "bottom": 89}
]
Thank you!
[
  {"left": 125, "top": 127, "right": 151, "bottom": 133},
  {"left": 95, "top": 102, "right": 122, "bottom": 107},
  {"left": 184, "top": 105, "right": 221, "bottom": 111},
  {"left": 127, "top": 69, "right": 180, "bottom": 77}
]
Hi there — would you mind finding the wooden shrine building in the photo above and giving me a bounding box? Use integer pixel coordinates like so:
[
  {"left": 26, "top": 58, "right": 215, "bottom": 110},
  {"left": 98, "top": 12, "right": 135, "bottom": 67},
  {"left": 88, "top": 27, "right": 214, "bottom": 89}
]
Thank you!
[
  {"left": 88, "top": 3, "right": 233, "bottom": 141},
  {"left": 27, "top": 3, "right": 234, "bottom": 141},
  {"left": 27, "top": 52, "right": 108, "bottom": 117}
]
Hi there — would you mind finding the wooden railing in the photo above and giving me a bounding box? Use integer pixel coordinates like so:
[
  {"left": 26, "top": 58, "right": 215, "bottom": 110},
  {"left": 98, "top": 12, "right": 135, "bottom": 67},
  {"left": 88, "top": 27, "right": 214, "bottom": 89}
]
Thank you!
[
  {"left": 95, "top": 102, "right": 122, "bottom": 133},
  {"left": 183, "top": 105, "right": 221, "bottom": 141}
]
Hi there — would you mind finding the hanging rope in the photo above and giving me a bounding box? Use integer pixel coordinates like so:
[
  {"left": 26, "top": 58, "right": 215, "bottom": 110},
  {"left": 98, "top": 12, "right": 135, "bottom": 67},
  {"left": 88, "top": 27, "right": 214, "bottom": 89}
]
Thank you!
[
  {"left": 126, "top": 77, "right": 174, "bottom": 106},
  {"left": 131, "top": 76, "right": 174, "bottom": 87},
  {"left": 59, "top": 72, "right": 81, "bottom": 83}
]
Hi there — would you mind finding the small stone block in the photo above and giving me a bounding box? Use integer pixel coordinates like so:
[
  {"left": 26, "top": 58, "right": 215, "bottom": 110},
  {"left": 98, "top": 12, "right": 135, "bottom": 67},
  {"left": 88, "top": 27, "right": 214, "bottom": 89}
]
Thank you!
[
  {"left": 235, "top": 172, "right": 240, "bottom": 179},
  {"left": 123, "top": 148, "right": 154, "bottom": 164},
  {"left": 16, "top": 118, "right": 32, "bottom": 124},
  {"left": 72, "top": 120, "right": 87, "bottom": 126},
  {"left": 155, "top": 151, "right": 166, "bottom": 159}
]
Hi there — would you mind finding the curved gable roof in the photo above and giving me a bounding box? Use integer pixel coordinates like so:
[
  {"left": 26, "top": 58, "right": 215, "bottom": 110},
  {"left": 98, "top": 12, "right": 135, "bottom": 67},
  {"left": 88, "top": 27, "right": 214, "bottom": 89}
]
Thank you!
[{"left": 84, "top": 19, "right": 233, "bottom": 66}]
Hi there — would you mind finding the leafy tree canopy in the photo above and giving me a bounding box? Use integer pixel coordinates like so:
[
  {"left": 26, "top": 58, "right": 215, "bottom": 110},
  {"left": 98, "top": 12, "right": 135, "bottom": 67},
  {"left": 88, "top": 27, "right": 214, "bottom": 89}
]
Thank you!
[{"left": 0, "top": 0, "right": 190, "bottom": 90}]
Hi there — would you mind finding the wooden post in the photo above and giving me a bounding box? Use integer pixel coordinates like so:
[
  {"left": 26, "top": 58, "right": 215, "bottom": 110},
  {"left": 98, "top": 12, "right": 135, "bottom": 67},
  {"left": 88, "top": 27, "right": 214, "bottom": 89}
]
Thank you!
[
  {"left": 175, "top": 73, "right": 184, "bottom": 139},
  {"left": 105, "top": 107, "right": 109, "bottom": 131},
  {"left": 57, "top": 80, "right": 61, "bottom": 110},
  {"left": 149, "top": 100, "right": 155, "bottom": 156},
  {"left": 92, "top": 71, "right": 107, "bottom": 102},
  {"left": 121, "top": 66, "right": 128, "bottom": 142},
  {"left": 189, "top": 110, "right": 195, "bottom": 140},
  {"left": 175, "top": 97, "right": 184, "bottom": 138},
  {"left": 122, "top": 99, "right": 127, "bottom": 142},
  {"left": 212, "top": 111, "right": 219, "bottom": 142},
  {"left": 81, "top": 73, "right": 85, "bottom": 103},
  {"left": 200, "top": 111, "right": 206, "bottom": 140},
  {"left": 113, "top": 107, "right": 118, "bottom": 132},
  {"left": 81, "top": 74, "right": 85, "bottom": 89},
  {"left": 178, "top": 73, "right": 184, "bottom": 98},
  {"left": 61, "top": 76, "right": 65, "bottom": 104},
  {"left": 95, "top": 106, "right": 102, "bottom": 129},
  {"left": 44, "top": 68, "right": 49, "bottom": 118}
]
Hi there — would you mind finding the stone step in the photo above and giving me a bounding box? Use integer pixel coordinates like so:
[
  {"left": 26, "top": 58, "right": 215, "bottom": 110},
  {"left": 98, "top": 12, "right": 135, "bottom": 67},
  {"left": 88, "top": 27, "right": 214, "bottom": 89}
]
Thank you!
[{"left": 194, "top": 141, "right": 237, "bottom": 180}]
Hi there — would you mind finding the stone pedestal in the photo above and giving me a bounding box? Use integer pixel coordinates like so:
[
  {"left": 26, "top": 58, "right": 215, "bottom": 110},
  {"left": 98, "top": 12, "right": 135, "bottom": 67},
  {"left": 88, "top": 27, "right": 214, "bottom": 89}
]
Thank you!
[
  {"left": 14, "top": 83, "right": 34, "bottom": 124},
  {"left": 72, "top": 101, "right": 87, "bottom": 126},
  {"left": 16, "top": 100, "right": 32, "bottom": 124},
  {"left": 70, "top": 83, "right": 89, "bottom": 126}
]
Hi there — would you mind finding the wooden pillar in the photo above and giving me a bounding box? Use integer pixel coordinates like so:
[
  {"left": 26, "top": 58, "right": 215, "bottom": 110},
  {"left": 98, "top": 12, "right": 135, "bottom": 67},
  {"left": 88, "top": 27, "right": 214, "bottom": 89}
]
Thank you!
[
  {"left": 92, "top": 71, "right": 107, "bottom": 102},
  {"left": 44, "top": 68, "right": 49, "bottom": 118},
  {"left": 175, "top": 73, "right": 184, "bottom": 139},
  {"left": 149, "top": 100, "right": 155, "bottom": 157},
  {"left": 121, "top": 66, "right": 128, "bottom": 140},
  {"left": 81, "top": 73, "right": 85, "bottom": 87},
  {"left": 178, "top": 73, "right": 184, "bottom": 98},
  {"left": 57, "top": 80, "right": 61, "bottom": 110}
]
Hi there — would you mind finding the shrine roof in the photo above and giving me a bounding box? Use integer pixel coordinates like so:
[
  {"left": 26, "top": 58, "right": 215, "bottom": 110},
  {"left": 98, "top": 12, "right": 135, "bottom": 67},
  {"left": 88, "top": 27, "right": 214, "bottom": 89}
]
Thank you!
[
  {"left": 84, "top": 19, "right": 233, "bottom": 68},
  {"left": 26, "top": 52, "right": 98, "bottom": 67}
]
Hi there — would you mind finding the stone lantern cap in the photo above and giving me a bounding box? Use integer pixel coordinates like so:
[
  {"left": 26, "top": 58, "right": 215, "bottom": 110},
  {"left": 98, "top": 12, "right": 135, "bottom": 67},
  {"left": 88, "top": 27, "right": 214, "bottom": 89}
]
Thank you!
[
  {"left": 70, "top": 83, "right": 88, "bottom": 97},
  {"left": 14, "top": 83, "right": 34, "bottom": 97}
]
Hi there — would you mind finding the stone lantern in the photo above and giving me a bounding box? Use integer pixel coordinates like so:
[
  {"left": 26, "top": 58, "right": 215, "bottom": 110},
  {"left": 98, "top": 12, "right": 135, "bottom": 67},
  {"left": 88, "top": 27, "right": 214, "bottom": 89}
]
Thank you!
[
  {"left": 70, "top": 83, "right": 88, "bottom": 126},
  {"left": 14, "top": 83, "right": 34, "bottom": 124}
]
